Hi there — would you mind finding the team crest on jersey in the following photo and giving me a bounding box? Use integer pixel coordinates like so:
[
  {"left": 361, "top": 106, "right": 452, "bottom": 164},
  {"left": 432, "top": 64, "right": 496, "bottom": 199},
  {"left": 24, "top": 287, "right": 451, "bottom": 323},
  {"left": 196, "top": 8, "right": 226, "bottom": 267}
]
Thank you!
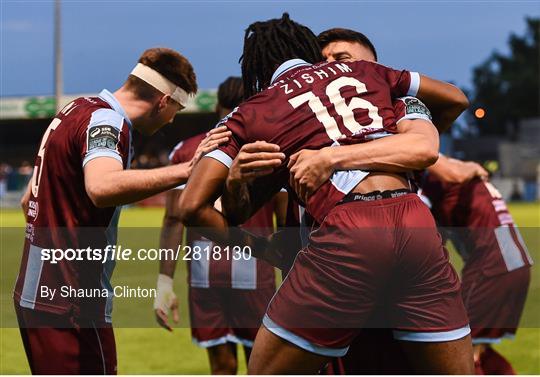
[
  {"left": 404, "top": 97, "right": 432, "bottom": 119},
  {"left": 87, "top": 125, "right": 120, "bottom": 151}
]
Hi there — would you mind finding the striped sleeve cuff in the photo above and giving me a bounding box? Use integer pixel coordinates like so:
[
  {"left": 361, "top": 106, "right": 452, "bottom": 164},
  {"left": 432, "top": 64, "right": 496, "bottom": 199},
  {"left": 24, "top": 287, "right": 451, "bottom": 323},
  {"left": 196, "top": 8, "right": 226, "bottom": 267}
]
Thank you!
[
  {"left": 205, "top": 150, "right": 233, "bottom": 169},
  {"left": 82, "top": 150, "right": 123, "bottom": 167},
  {"left": 407, "top": 72, "right": 420, "bottom": 96}
]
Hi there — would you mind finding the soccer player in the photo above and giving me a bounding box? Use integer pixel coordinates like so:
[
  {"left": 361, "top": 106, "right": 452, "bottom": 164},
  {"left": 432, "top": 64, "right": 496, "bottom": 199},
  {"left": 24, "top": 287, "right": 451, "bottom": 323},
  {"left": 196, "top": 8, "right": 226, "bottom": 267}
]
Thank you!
[
  {"left": 177, "top": 14, "right": 473, "bottom": 374},
  {"left": 13, "top": 47, "right": 229, "bottom": 374},
  {"left": 419, "top": 156, "right": 533, "bottom": 374},
  {"left": 154, "top": 77, "right": 286, "bottom": 374},
  {"left": 277, "top": 27, "right": 530, "bottom": 374}
]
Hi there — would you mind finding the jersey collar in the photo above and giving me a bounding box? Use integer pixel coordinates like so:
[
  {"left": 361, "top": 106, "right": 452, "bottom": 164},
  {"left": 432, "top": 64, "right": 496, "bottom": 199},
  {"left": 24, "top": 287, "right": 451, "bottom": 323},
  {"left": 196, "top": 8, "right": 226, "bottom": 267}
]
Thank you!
[
  {"left": 99, "top": 89, "right": 132, "bottom": 128},
  {"left": 271, "top": 59, "right": 311, "bottom": 84}
]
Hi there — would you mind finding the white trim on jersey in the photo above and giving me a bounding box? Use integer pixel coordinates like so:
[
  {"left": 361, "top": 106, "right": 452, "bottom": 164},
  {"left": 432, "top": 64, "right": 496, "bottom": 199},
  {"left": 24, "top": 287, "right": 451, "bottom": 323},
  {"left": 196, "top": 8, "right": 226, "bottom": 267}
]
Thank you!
[
  {"left": 168, "top": 141, "right": 184, "bottom": 162},
  {"left": 393, "top": 324, "right": 471, "bottom": 342},
  {"left": 190, "top": 240, "right": 212, "bottom": 288},
  {"left": 83, "top": 150, "right": 123, "bottom": 167},
  {"left": 98, "top": 89, "right": 132, "bottom": 127},
  {"left": 263, "top": 315, "right": 349, "bottom": 357},
  {"left": 271, "top": 59, "right": 311, "bottom": 84},
  {"left": 513, "top": 226, "right": 534, "bottom": 265},
  {"left": 82, "top": 108, "right": 125, "bottom": 168},
  {"left": 205, "top": 150, "right": 233, "bottom": 169},
  {"left": 19, "top": 244, "right": 45, "bottom": 310},
  {"left": 408, "top": 72, "right": 421, "bottom": 97},
  {"left": 231, "top": 256, "right": 257, "bottom": 290},
  {"left": 495, "top": 226, "right": 527, "bottom": 271},
  {"left": 329, "top": 169, "right": 370, "bottom": 194}
]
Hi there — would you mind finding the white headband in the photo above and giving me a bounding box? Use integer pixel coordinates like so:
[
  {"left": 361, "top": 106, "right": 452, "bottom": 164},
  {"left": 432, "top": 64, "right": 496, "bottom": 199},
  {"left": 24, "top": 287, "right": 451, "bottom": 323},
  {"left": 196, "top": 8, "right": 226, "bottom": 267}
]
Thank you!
[{"left": 130, "top": 63, "right": 190, "bottom": 106}]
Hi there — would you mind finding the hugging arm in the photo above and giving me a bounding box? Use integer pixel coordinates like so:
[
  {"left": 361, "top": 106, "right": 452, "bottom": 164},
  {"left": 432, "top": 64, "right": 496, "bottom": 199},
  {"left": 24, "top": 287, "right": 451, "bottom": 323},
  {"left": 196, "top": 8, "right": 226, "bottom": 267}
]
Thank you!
[{"left": 416, "top": 75, "right": 469, "bottom": 133}]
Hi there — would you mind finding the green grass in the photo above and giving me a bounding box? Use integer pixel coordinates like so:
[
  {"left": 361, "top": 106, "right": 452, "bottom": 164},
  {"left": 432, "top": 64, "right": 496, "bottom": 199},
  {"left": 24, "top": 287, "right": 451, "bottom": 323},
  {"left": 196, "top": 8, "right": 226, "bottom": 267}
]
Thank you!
[{"left": 1, "top": 204, "right": 539, "bottom": 374}]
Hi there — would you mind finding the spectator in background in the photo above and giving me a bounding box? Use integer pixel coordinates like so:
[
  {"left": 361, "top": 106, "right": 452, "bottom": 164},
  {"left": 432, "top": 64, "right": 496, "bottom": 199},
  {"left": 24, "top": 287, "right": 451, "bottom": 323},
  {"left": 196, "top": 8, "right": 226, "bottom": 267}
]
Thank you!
[{"left": 0, "top": 163, "right": 13, "bottom": 198}]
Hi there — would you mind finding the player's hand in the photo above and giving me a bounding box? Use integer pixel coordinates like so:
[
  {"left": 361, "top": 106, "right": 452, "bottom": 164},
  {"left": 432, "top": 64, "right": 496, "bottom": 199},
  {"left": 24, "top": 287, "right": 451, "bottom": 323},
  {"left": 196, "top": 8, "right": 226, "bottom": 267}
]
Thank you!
[
  {"left": 227, "top": 141, "right": 285, "bottom": 188},
  {"left": 288, "top": 147, "right": 334, "bottom": 203},
  {"left": 265, "top": 229, "right": 302, "bottom": 272},
  {"left": 465, "top": 161, "right": 489, "bottom": 181},
  {"left": 250, "top": 230, "right": 300, "bottom": 272},
  {"left": 448, "top": 158, "right": 489, "bottom": 183},
  {"left": 190, "top": 126, "right": 232, "bottom": 168},
  {"left": 154, "top": 274, "right": 179, "bottom": 332}
]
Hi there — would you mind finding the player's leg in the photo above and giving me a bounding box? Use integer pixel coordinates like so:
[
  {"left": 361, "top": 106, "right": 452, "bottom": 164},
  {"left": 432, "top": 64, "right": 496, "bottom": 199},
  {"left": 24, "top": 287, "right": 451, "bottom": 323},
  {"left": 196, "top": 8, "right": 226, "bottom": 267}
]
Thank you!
[
  {"left": 206, "top": 343, "right": 238, "bottom": 375},
  {"left": 248, "top": 326, "right": 330, "bottom": 374},
  {"left": 189, "top": 287, "right": 237, "bottom": 374},
  {"left": 462, "top": 263, "right": 530, "bottom": 375},
  {"left": 15, "top": 304, "right": 117, "bottom": 374},
  {"left": 478, "top": 345, "right": 516, "bottom": 375},
  {"left": 250, "top": 203, "right": 398, "bottom": 373},
  {"left": 399, "top": 335, "right": 474, "bottom": 374},
  {"left": 228, "top": 286, "right": 276, "bottom": 367},
  {"left": 80, "top": 323, "right": 117, "bottom": 374},
  {"left": 390, "top": 195, "right": 474, "bottom": 374}
]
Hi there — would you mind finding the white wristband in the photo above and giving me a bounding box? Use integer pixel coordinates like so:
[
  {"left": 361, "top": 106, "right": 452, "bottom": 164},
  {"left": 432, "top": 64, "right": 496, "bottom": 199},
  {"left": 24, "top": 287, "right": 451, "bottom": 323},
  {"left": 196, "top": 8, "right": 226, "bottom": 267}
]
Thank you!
[
  {"left": 157, "top": 273, "right": 174, "bottom": 290},
  {"left": 154, "top": 274, "right": 175, "bottom": 311}
]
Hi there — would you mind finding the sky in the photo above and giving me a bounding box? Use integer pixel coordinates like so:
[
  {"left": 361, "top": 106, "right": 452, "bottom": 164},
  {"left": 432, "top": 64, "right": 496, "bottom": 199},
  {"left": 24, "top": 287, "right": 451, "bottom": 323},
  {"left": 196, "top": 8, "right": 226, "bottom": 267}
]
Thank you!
[{"left": 1, "top": 1, "right": 539, "bottom": 97}]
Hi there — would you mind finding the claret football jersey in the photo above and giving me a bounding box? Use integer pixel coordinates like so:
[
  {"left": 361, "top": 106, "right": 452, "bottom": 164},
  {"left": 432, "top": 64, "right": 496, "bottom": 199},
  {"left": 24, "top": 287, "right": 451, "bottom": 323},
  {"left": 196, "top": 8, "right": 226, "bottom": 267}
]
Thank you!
[
  {"left": 207, "top": 58, "right": 420, "bottom": 222},
  {"left": 14, "top": 89, "right": 132, "bottom": 323}
]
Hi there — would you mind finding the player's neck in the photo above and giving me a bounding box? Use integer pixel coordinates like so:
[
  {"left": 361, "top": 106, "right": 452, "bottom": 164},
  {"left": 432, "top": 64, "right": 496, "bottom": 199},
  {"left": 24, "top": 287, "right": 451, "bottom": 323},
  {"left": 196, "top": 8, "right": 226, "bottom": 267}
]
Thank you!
[{"left": 112, "top": 88, "right": 154, "bottom": 129}]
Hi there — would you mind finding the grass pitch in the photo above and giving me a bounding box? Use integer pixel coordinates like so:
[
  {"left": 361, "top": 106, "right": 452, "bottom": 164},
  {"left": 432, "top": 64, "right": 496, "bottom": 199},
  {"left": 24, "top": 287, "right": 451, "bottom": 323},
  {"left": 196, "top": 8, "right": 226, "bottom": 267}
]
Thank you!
[{"left": 1, "top": 203, "right": 538, "bottom": 374}]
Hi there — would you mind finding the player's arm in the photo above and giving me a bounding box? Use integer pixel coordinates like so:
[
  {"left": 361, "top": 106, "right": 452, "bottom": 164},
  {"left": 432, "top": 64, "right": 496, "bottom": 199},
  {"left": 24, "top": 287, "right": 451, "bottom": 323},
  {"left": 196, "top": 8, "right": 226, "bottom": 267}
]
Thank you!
[
  {"left": 177, "top": 157, "right": 263, "bottom": 248},
  {"left": 287, "top": 118, "right": 439, "bottom": 197},
  {"left": 416, "top": 75, "right": 469, "bottom": 132},
  {"left": 154, "top": 189, "right": 183, "bottom": 331},
  {"left": 221, "top": 141, "right": 285, "bottom": 225},
  {"left": 84, "top": 126, "right": 230, "bottom": 208},
  {"left": 20, "top": 180, "right": 31, "bottom": 221},
  {"left": 374, "top": 63, "right": 468, "bottom": 132},
  {"left": 84, "top": 159, "right": 190, "bottom": 208},
  {"left": 427, "top": 154, "right": 489, "bottom": 184},
  {"left": 273, "top": 191, "right": 288, "bottom": 228}
]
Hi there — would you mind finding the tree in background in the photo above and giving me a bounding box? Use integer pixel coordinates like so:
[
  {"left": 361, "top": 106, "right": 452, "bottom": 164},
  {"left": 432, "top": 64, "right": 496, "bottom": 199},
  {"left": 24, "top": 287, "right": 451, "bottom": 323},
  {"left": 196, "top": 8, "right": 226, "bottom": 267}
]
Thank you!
[{"left": 470, "top": 17, "right": 539, "bottom": 137}]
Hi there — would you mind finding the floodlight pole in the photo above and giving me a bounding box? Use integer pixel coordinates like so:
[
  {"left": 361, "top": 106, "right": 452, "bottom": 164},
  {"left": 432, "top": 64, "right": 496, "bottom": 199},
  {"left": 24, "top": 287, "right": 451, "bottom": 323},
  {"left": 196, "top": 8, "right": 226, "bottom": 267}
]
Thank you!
[{"left": 54, "top": 0, "right": 63, "bottom": 112}]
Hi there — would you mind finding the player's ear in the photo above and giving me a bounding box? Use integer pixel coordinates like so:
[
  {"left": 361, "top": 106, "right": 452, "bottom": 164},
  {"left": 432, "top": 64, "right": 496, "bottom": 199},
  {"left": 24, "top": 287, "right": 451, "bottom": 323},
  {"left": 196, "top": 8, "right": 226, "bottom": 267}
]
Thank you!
[{"left": 157, "top": 94, "right": 171, "bottom": 112}]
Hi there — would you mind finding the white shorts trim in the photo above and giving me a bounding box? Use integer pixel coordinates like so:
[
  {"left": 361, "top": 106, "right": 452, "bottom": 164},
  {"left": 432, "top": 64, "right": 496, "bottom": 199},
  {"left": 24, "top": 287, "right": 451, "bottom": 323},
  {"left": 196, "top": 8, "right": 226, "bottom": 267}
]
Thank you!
[
  {"left": 263, "top": 315, "right": 349, "bottom": 357},
  {"left": 393, "top": 325, "right": 471, "bottom": 342},
  {"left": 472, "top": 333, "right": 516, "bottom": 345},
  {"left": 205, "top": 150, "right": 233, "bottom": 169},
  {"left": 192, "top": 335, "right": 229, "bottom": 348},
  {"left": 192, "top": 334, "right": 254, "bottom": 348},
  {"left": 227, "top": 334, "right": 254, "bottom": 348}
]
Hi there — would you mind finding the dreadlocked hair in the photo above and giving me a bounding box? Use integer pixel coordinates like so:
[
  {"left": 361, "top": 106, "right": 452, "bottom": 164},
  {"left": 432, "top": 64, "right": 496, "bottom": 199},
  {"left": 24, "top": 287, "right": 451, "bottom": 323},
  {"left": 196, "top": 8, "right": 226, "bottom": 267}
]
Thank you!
[{"left": 240, "top": 13, "right": 323, "bottom": 98}]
